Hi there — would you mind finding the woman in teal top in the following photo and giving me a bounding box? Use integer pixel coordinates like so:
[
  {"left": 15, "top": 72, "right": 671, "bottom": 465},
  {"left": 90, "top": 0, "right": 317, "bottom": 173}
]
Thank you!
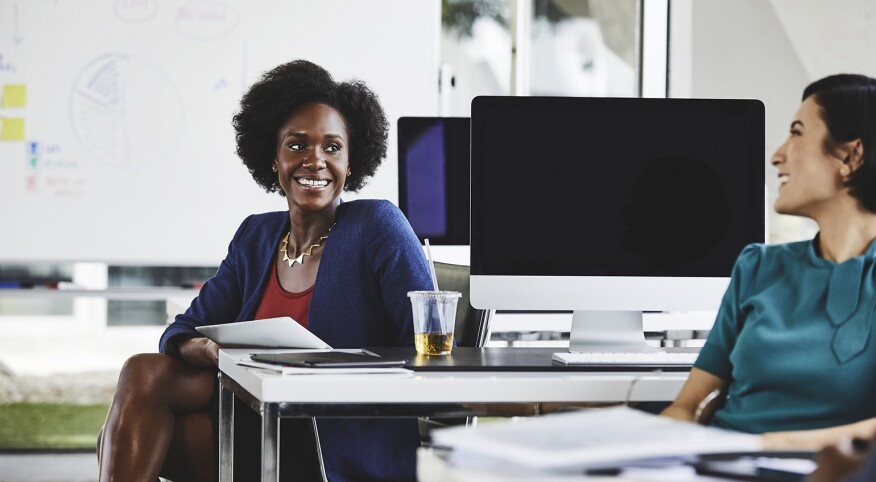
[{"left": 663, "top": 74, "right": 876, "bottom": 451}]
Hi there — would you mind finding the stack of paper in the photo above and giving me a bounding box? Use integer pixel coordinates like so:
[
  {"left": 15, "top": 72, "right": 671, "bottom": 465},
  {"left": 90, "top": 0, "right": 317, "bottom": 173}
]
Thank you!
[
  {"left": 237, "top": 359, "right": 413, "bottom": 376},
  {"left": 431, "top": 406, "right": 762, "bottom": 473}
]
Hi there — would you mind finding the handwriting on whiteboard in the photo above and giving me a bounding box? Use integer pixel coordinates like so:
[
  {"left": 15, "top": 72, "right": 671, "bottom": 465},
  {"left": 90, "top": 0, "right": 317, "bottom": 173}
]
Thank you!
[
  {"left": 176, "top": 1, "right": 239, "bottom": 40},
  {"left": 114, "top": 0, "right": 159, "bottom": 23}
]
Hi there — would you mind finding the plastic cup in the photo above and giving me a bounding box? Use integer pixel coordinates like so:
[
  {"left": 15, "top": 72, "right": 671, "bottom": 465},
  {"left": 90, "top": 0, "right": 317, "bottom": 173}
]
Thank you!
[{"left": 407, "top": 291, "right": 461, "bottom": 355}]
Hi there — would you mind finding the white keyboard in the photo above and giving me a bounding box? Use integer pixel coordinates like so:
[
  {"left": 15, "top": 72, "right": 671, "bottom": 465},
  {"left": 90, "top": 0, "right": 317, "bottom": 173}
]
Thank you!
[{"left": 552, "top": 351, "right": 698, "bottom": 366}]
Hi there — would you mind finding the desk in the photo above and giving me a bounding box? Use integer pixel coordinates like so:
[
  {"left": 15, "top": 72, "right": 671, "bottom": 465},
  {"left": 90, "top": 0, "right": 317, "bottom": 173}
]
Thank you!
[{"left": 217, "top": 348, "right": 689, "bottom": 482}]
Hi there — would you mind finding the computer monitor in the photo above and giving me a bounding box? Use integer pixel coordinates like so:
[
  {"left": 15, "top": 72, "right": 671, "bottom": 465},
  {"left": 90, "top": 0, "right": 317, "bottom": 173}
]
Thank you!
[
  {"left": 397, "top": 117, "right": 471, "bottom": 246},
  {"left": 470, "top": 96, "right": 765, "bottom": 353}
]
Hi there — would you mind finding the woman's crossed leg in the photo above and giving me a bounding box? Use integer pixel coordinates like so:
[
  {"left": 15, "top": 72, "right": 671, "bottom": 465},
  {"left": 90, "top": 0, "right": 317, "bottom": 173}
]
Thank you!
[{"left": 98, "top": 353, "right": 216, "bottom": 482}]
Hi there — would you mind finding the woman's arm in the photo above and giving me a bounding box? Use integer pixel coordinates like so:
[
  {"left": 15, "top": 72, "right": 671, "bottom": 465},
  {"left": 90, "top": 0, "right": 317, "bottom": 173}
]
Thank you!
[
  {"left": 661, "top": 367, "right": 728, "bottom": 424},
  {"left": 761, "top": 418, "right": 876, "bottom": 451},
  {"left": 366, "top": 201, "right": 434, "bottom": 346},
  {"left": 663, "top": 247, "right": 761, "bottom": 424},
  {"left": 159, "top": 215, "right": 253, "bottom": 354}
]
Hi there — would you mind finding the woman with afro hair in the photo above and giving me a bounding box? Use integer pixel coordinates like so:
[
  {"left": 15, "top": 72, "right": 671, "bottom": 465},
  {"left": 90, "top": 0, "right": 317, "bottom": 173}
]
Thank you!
[{"left": 98, "top": 60, "right": 433, "bottom": 482}]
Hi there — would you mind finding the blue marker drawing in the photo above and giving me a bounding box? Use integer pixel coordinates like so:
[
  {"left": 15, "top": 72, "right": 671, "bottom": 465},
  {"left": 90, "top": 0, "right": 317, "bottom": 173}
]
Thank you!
[
  {"left": 70, "top": 54, "right": 185, "bottom": 168},
  {"left": 0, "top": 53, "right": 16, "bottom": 74}
]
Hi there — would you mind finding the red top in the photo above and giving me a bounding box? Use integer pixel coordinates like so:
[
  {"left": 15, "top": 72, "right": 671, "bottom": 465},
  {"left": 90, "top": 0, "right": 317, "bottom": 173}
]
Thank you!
[{"left": 252, "top": 256, "right": 313, "bottom": 328}]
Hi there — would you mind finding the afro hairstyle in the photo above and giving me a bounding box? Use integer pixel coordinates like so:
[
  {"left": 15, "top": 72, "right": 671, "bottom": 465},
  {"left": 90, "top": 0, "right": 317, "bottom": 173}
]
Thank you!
[{"left": 232, "top": 59, "right": 389, "bottom": 194}]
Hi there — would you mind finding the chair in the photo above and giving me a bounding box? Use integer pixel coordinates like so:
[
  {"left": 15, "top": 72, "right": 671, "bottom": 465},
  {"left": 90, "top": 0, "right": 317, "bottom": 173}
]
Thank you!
[
  {"left": 418, "top": 262, "right": 495, "bottom": 445},
  {"left": 283, "top": 262, "right": 494, "bottom": 476},
  {"left": 432, "top": 261, "right": 494, "bottom": 348}
]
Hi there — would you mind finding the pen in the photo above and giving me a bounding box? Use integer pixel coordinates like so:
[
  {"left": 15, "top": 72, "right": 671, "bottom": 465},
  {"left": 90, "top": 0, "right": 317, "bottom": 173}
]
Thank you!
[
  {"left": 584, "top": 467, "right": 622, "bottom": 476},
  {"left": 852, "top": 437, "right": 871, "bottom": 453}
]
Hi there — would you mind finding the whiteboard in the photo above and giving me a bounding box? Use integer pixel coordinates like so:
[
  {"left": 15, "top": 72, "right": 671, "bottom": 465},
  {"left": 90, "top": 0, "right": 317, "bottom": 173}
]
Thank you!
[{"left": 0, "top": 0, "right": 440, "bottom": 265}]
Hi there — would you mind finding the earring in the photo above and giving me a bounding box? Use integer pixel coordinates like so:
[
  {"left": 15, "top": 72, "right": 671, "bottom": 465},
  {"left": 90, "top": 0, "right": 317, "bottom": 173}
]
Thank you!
[
  {"left": 347, "top": 169, "right": 352, "bottom": 176},
  {"left": 272, "top": 165, "right": 277, "bottom": 172},
  {"left": 840, "top": 166, "right": 850, "bottom": 176}
]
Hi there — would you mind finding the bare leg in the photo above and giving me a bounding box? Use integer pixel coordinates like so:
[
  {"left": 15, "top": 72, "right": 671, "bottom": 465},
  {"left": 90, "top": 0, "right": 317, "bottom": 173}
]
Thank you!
[
  {"left": 99, "top": 353, "right": 216, "bottom": 482},
  {"left": 160, "top": 409, "right": 217, "bottom": 482}
]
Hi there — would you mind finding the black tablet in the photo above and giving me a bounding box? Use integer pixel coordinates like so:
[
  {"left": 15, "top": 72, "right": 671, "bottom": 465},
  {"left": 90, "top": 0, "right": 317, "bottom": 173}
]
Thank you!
[{"left": 250, "top": 352, "right": 407, "bottom": 368}]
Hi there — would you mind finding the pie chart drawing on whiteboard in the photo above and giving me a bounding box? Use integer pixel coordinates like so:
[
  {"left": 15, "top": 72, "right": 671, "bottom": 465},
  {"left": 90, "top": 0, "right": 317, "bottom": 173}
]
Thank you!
[{"left": 70, "top": 53, "right": 185, "bottom": 168}]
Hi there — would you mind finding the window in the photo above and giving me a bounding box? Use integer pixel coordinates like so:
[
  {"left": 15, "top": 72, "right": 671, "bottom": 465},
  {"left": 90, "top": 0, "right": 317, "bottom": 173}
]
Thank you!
[{"left": 440, "top": 0, "right": 644, "bottom": 116}]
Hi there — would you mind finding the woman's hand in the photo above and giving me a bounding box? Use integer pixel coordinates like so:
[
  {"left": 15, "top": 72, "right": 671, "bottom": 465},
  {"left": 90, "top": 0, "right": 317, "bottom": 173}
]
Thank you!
[
  {"left": 177, "top": 337, "right": 221, "bottom": 368},
  {"left": 806, "top": 437, "right": 874, "bottom": 482}
]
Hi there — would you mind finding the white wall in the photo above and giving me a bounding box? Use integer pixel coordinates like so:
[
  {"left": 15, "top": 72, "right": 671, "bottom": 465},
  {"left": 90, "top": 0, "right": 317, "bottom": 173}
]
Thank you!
[
  {"left": 671, "top": 0, "right": 876, "bottom": 243},
  {"left": 671, "top": 0, "right": 811, "bottom": 242}
]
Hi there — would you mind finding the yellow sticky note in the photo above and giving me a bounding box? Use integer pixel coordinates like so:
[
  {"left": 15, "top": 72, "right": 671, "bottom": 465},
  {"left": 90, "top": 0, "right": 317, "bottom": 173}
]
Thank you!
[
  {"left": 2, "top": 84, "right": 27, "bottom": 108},
  {"left": 1, "top": 117, "right": 25, "bottom": 141}
]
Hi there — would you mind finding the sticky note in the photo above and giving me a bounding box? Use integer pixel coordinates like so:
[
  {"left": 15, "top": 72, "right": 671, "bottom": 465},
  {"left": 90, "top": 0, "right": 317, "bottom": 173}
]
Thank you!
[
  {"left": 2, "top": 84, "right": 26, "bottom": 108},
  {"left": 1, "top": 117, "right": 25, "bottom": 141}
]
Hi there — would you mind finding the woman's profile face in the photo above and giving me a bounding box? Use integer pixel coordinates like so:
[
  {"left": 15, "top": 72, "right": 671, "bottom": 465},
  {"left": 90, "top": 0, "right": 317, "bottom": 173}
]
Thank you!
[
  {"left": 273, "top": 103, "right": 350, "bottom": 214},
  {"left": 771, "top": 96, "right": 846, "bottom": 218}
]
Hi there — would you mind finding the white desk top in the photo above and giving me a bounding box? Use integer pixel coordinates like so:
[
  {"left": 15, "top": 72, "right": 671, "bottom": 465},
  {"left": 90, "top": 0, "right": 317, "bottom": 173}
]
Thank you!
[{"left": 219, "top": 349, "right": 688, "bottom": 404}]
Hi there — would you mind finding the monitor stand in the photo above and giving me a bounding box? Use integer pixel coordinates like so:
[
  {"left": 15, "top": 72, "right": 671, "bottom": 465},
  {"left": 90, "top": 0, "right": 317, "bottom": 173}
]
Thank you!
[{"left": 567, "top": 311, "right": 664, "bottom": 353}]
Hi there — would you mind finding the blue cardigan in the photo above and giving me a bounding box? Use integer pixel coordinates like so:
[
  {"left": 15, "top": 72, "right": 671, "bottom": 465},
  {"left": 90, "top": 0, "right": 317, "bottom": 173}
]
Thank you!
[{"left": 161, "top": 199, "right": 433, "bottom": 481}]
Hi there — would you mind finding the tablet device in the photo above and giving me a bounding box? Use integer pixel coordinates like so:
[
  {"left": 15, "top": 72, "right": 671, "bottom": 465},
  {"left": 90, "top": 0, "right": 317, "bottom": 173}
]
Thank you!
[
  {"left": 195, "top": 317, "right": 330, "bottom": 349},
  {"left": 251, "top": 352, "right": 407, "bottom": 368}
]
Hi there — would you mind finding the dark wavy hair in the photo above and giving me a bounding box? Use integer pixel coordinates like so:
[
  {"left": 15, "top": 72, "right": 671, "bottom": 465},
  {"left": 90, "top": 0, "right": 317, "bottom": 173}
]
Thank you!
[
  {"left": 803, "top": 74, "right": 876, "bottom": 212},
  {"left": 233, "top": 60, "right": 389, "bottom": 193}
]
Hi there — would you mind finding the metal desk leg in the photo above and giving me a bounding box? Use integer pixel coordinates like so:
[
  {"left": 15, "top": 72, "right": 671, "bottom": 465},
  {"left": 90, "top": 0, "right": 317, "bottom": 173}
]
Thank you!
[
  {"left": 218, "top": 372, "right": 235, "bottom": 482},
  {"left": 261, "top": 402, "right": 280, "bottom": 481}
]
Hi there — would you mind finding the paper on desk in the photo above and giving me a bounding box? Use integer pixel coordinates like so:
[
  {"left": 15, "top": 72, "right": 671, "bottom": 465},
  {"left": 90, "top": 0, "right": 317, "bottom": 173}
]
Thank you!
[
  {"left": 431, "top": 406, "right": 761, "bottom": 473},
  {"left": 237, "top": 359, "right": 413, "bottom": 376}
]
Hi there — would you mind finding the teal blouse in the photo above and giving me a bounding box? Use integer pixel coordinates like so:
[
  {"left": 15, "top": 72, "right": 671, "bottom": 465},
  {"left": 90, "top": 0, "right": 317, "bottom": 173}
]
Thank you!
[{"left": 695, "top": 237, "right": 876, "bottom": 434}]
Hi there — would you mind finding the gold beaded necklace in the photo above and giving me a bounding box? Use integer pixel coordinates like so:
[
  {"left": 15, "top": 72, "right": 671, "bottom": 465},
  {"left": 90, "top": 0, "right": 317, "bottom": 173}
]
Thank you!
[{"left": 279, "top": 223, "right": 335, "bottom": 267}]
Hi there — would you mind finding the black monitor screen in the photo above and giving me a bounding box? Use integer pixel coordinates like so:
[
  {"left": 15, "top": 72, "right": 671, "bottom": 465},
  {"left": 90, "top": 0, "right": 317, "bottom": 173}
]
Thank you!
[
  {"left": 470, "top": 96, "right": 765, "bottom": 277},
  {"left": 398, "top": 117, "right": 471, "bottom": 245}
]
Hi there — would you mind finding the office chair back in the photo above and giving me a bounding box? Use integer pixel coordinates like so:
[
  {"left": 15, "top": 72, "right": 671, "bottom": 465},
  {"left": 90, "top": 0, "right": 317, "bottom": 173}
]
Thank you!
[
  {"left": 416, "top": 262, "right": 493, "bottom": 444},
  {"left": 432, "top": 261, "right": 493, "bottom": 347},
  {"left": 315, "top": 262, "right": 495, "bottom": 467}
]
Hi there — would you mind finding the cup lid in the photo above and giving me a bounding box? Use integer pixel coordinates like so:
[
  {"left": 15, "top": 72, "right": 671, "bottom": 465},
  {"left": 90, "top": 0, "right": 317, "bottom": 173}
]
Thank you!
[{"left": 407, "top": 290, "right": 461, "bottom": 299}]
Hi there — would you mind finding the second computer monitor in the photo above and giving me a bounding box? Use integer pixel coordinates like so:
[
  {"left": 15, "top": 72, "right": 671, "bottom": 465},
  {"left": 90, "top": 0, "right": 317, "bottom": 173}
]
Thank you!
[
  {"left": 469, "top": 96, "right": 765, "bottom": 352},
  {"left": 397, "top": 117, "right": 470, "bottom": 245}
]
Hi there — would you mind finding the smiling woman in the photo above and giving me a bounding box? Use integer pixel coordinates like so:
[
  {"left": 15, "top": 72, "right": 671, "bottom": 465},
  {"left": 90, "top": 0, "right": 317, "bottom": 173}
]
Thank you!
[
  {"left": 97, "top": 60, "right": 434, "bottom": 482},
  {"left": 662, "top": 74, "right": 876, "bottom": 451},
  {"left": 235, "top": 60, "right": 388, "bottom": 195},
  {"left": 772, "top": 94, "right": 864, "bottom": 221},
  {"left": 273, "top": 104, "right": 350, "bottom": 224}
]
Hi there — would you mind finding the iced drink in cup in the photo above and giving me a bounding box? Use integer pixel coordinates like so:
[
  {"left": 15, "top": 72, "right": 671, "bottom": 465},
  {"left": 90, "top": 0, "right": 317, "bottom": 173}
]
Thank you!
[{"left": 407, "top": 291, "right": 461, "bottom": 355}]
